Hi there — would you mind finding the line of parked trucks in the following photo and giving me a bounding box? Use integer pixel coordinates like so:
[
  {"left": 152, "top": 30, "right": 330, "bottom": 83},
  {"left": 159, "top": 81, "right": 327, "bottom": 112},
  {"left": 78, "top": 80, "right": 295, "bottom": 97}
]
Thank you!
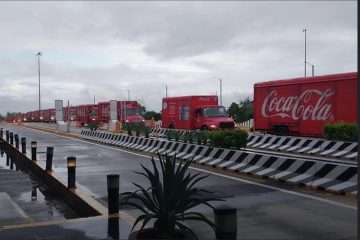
[
  {"left": 4, "top": 72, "right": 357, "bottom": 138},
  {"left": 6, "top": 101, "right": 145, "bottom": 126}
]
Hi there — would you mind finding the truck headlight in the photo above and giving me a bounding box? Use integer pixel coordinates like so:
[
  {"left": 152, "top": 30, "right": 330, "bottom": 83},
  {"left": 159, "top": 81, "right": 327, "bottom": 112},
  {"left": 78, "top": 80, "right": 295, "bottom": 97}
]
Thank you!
[{"left": 210, "top": 124, "right": 217, "bottom": 129}]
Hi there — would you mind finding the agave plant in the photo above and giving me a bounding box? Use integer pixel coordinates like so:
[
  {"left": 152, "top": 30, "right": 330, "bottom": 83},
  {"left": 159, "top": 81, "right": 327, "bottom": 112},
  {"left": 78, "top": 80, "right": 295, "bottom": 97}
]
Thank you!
[{"left": 120, "top": 153, "right": 222, "bottom": 239}]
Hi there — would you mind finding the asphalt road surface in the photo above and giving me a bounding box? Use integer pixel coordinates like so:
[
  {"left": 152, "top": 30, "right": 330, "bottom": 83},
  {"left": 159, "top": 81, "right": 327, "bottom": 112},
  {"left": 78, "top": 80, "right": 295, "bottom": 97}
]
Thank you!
[{"left": 1, "top": 125, "right": 357, "bottom": 240}]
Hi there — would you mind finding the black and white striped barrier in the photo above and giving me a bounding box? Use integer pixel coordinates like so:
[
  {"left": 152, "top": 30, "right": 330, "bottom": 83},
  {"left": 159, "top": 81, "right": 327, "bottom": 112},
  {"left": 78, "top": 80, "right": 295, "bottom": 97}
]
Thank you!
[
  {"left": 80, "top": 130, "right": 357, "bottom": 196},
  {"left": 247, "top": 135, "right": 357, "bottom": 160}
]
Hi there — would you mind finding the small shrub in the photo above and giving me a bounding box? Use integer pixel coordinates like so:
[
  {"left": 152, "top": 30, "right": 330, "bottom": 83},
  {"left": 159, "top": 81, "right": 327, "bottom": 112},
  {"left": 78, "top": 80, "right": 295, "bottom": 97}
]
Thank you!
[
  {"left": 89, "top": 121, "right": 98, "bottom": 131},
  {"left": 323, "top": 121, "right": 357, "bottom": 142},
  {"left": 174, "top": 131, "right": 181, "bottom": 142},
  {"left": 142, "top": 125, "right": 151, "bottom": 138},
  {"left": 124, "top": 122, "right": 133, "bottom": 136},
  {"left": 166, "top": 130, "right": 174, "bottom": 141},
  {"left": 206, "top": 129, "right": 248, "bottom": 149},
  {"left": 182, "top": 131, "right": 194, "bottom": 143},
  {"left": 194, "top": 131, "right": 206, "bottom": 145}
]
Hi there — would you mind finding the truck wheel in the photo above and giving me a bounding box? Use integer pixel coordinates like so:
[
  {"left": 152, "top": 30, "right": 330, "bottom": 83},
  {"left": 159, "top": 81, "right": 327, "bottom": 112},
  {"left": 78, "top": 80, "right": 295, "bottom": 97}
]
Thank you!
[
  {"left": 275, "top": 126, "right": 289, "bottom": 136},
  {"left": 169, "top": 124, "right": 175, "bottom": 129},
  {"left": 201, "top": 126, "right": 208, "bottom": 131}
]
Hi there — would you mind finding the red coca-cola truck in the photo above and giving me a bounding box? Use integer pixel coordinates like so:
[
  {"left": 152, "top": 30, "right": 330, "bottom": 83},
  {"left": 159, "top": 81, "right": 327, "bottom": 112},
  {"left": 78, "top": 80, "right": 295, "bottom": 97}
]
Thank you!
[
  {"left": 98, "top": 101, "right": 144, "bottom": 123},
  {"left": 162, "top": 95, "right": 235, "bottom": 130},
  {"left": 253, "top": 72, "right": 357, "bottom": 137},
  {"left": 63, "top": 106, "right": 79, "bottom": 122},
  {"left": 78, "top": 104, "right": 98, "bottom": 126}
]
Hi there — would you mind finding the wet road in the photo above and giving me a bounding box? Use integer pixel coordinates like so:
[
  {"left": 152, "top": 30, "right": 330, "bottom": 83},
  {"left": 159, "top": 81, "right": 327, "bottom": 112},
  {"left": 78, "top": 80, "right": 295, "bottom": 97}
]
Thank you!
[{"left": 0, "top": 124, "right": 357, "bottom": 240}]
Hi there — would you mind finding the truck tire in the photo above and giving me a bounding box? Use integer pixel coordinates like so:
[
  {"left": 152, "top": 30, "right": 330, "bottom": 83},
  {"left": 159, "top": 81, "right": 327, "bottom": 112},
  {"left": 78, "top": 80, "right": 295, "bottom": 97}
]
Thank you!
[
  {"left": 201, "top": 125, "right": 208, "bottom": 131},
  {"left": 274, "top": 126, "right": 289, "bottom": 136},
  {"left": 169, "top": 124, "right": 175, "bottom": 129}
]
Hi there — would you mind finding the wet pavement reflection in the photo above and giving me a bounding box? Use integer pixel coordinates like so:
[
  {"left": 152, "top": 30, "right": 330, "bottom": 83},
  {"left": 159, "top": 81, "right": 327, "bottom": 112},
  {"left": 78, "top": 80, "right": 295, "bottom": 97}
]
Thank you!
[{"left": 0, "top": 215, "right": 131, "bottom": 240}]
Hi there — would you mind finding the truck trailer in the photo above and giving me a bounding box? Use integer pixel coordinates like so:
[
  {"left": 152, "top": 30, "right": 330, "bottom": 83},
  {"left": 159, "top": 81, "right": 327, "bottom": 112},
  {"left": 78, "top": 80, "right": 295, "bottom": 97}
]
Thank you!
[
  {"left": 253, "top": 72, "right": 357, "bottom": 137},
  {"left": 162, "top": 95, "right": 235, "bottom": 130}
]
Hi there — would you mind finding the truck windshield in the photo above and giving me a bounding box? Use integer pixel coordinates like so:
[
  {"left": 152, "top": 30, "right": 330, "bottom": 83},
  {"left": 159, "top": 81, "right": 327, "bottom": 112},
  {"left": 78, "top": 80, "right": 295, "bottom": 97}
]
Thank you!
[
  {"left": 124, "top": 108, "right": 138, "bottom": 115},
  {"left": 203, "top": 107, "right": 228, "bottom": 117},
  {"left": 89, "top": 110, "right": 98, "bottom": 116}
]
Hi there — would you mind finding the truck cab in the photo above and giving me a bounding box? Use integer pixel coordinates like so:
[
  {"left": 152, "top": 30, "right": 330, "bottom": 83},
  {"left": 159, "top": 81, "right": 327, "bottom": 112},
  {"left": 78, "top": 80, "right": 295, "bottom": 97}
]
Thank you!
[
  {"left": 162, "top": 95, "right": 235, "bottom": 130},
  {"left": 194, "top": 106, "right": 235, "bottom": 130},
  {"left": 121, "top": 107, "right": 145, "bottom": 124}
]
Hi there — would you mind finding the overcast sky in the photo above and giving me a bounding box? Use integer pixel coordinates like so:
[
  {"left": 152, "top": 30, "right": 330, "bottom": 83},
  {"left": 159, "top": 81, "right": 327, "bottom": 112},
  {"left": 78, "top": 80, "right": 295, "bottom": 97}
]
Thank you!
[{"left": 0, "top": 1, "right": 357, "bottom": 115}]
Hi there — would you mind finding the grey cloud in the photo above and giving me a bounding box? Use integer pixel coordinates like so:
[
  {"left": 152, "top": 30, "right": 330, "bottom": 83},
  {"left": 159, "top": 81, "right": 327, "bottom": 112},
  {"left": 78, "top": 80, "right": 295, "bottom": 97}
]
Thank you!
[{"left": 0, "top": 1, "right": 356, "bottom": 115}]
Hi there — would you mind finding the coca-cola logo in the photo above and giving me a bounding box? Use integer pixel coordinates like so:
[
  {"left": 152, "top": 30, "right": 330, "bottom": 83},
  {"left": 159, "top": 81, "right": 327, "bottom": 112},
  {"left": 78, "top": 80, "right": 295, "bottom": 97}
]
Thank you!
[{"left": 261, "top": 88, "right": 335, "bottom": 121}]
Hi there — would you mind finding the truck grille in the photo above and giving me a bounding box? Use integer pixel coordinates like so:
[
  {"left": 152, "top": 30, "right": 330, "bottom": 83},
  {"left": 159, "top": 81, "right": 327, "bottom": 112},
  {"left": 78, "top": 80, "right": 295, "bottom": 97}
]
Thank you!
[{"left": 219, "top": 122, "right": 235, "bottom": 129}]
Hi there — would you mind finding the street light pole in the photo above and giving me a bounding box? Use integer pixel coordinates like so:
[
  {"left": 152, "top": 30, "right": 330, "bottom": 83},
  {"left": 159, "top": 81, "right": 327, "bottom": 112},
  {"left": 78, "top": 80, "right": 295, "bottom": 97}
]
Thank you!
[
  {"left": 165, "top": 85, "right": 168, "bottom": 97},
  {"left": 306, "top": 61, "right": 315, "bottom": 76},
  {"left": 36, "top": 52, "right": 42, "bottom": 120},
  {"left": 311, "top": 64, "right": 314, "bottom": 76},
  {"left": 219, "top": 78, "right": 223, "bottom": 106},
  {"left": 302, "top": 29, "right": 307, "bottom": 77}
]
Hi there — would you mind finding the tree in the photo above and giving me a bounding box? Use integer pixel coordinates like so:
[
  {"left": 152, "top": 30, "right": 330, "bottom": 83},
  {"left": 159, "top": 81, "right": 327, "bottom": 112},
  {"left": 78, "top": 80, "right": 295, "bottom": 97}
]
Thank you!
[
  {"left": 135, "top": 98, "right": 147, "bottom": 117},
  {"left": 238, "top": 97, "right": 253, "bottom": 122},
  {"left": 144, "top": 111, "right": 162, "bottom": 121},
  {"left": 6, "top": 111, "right": 21, "bottom": 118},
  {"left": 228, "top": 102, "right": 240, "bottom": 122},
  {"left": 137, "top": 104, "right": 147, "bottom": 117}
]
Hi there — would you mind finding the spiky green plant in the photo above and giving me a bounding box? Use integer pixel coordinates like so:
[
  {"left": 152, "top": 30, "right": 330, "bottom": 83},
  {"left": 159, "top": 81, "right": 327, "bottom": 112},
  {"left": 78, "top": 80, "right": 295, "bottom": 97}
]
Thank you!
[{"left": 120, "top": 154, "right": 222, "bottom": 239}]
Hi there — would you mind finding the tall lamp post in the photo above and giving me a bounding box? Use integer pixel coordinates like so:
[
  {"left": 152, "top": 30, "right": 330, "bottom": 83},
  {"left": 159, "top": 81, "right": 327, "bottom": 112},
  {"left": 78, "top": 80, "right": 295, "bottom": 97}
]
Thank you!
[
  {"left": 302, "top": 29, "right": 307, "bottom": 77},
  {"left": 36, "top": 52, "right": 42, "bottom": 120},
  {"left": 215, "top": 77, "right": 223, "bottom": 106},
  {"left": 122, "top": 88, "right": 130, "bottom": 123},
  {"left": 306, "top": 61, "right": 314, "bottom": 76}
]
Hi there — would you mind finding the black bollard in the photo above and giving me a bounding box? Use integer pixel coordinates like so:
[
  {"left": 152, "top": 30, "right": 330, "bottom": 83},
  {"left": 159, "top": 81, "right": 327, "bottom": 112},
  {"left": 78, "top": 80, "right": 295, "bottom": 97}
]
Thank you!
[
  {"left": 31, "top": 186, "right": 37, "bottom": 201},
  {"left": 0, "top": 148, "right": 3, "bottom": 157},
  {"left": 107, "top": 174, "right": 119, "bottom": 215},
  {"left": 45, "top": 147, "right": 54, "bottom": 171},
  {"left": 14, "top": 134, "right": 19, "bottom": 149},
  {"left": 0, "top": 128, "right": 3, "bottom": 139},
  {"left": 10, "top": 132, "right": 13, "bottom": 145},
  {"left": 21, "top": 137, "right": 26, "bottom": 154},
  {"left": 214, "top": 205, "right": 237, "bottom": 240},
  {"left": 31, "top": 141, "right": 37, "bottom": 161},
  {"left": 15, "top": 161, "right": 19, "bottom": 171},
  {"left": 67, "top": 156, "right": 76, "bottom": 188},
  {"left": 6, "top": 130, "right": 9, "bottom": 142},
  {"left": 107, "top": 216, "right": 119, "bottom": 240},
  {"left": 6, "top": 154, "right": 9, "bottom": 166},
  {"left": 10, "top": 156, "right": 14, "bottom": 170}
]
